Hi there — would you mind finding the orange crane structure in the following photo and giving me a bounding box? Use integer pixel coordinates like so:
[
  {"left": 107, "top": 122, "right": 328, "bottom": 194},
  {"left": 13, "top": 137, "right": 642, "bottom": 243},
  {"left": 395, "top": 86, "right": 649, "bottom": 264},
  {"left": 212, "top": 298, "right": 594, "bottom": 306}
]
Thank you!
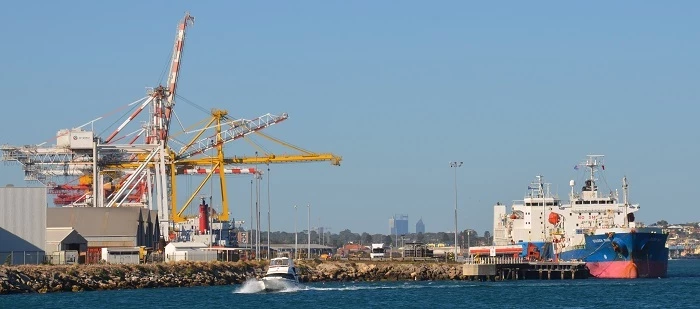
[{"left": 0, "top": 12, "right": 341, "bottom": 239}]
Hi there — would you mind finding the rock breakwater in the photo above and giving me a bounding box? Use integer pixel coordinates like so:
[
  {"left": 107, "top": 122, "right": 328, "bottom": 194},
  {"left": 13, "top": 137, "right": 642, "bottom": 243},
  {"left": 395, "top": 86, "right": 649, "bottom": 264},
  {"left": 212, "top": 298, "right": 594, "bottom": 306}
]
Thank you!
[
  {"left": 298, "top": 260, "right": 464, "bottom": 282},
  {"left": 0, "top": 260, "right": 464, "bottom": 294}
]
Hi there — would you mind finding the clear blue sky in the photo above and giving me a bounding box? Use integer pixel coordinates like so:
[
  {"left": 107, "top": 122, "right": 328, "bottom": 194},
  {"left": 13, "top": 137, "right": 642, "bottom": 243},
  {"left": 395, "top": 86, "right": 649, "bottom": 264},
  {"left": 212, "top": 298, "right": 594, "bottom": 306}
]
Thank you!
[{"left": 1, "top": 1, "right": 698, "bottom": 235}]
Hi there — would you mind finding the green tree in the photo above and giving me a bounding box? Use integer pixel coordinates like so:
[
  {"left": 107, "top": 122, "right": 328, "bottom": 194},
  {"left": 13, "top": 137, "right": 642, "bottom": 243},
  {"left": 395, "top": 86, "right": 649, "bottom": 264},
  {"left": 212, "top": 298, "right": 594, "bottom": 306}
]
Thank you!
[
  {"left": 362, "top": 232, "right": 373, "bottom": 244},
  {"left": 437, "top": 232, "right": 449, "bottom": 243}
]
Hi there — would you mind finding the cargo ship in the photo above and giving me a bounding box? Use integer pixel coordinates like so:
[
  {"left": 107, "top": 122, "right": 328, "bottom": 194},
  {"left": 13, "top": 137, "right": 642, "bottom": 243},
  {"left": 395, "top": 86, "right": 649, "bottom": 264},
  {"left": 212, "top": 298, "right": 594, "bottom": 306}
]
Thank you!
[{"left": 493, "top": 155, "right": 668, "bottom": 278}]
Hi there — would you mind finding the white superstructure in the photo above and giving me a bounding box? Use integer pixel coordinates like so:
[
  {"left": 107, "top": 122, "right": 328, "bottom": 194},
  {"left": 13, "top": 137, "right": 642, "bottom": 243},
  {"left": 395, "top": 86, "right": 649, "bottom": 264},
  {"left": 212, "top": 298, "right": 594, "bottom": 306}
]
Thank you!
[
  {"left": 493, "top": 175, "right": 562, "bottom": 245},
  {"left": 493, "top": 155, "right": 641, "bottom": 254},
  {"left": 550, "top": 155, "right": 639, "bottom": 253}
]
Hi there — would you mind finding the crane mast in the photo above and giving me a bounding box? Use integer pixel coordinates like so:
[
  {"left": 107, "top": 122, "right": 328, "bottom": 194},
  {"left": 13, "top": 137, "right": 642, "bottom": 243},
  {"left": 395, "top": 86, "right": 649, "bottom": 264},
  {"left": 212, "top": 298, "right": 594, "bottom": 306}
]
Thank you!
[{"left": 150, "top": 12, "right": 194, "bottom": 145}]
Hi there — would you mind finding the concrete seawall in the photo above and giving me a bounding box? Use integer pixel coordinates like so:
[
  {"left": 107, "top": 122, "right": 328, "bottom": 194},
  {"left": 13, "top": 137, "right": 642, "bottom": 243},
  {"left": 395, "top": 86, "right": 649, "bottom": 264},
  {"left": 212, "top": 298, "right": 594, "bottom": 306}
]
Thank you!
[{"left": 0, "top": 260, "right": 465, "bottom": 294}]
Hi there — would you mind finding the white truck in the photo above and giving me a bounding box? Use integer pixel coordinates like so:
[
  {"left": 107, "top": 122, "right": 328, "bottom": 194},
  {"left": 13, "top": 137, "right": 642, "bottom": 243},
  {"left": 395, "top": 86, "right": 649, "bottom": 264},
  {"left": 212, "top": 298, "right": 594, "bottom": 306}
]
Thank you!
[{"left": 370, "top": 243, "right": 386, "bottom": 259}]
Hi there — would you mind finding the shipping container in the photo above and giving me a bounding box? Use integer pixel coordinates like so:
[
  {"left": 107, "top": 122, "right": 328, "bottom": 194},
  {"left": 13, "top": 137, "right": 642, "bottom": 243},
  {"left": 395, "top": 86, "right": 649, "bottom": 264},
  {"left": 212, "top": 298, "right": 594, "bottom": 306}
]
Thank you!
[
  {"left": 101, "top": 247, "right": 141, "bottom": 264},
  {"left": 86, "top": 247, "right": 102, "bottom": 264}
]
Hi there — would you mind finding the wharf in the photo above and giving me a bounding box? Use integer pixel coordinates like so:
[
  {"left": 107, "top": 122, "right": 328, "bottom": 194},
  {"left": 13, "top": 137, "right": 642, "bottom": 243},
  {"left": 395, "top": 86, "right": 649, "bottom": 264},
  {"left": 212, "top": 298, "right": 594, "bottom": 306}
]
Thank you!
[{"left": 462, "top": 257, "right": 589, "bottom": 281}]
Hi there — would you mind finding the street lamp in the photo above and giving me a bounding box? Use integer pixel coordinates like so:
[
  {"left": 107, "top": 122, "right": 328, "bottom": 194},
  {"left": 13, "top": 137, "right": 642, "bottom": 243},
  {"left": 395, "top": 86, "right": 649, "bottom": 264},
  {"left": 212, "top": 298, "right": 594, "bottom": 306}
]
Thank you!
[
  {"left": 294, "top": 205, "right": 298, "bottom": 260},
  {"left": 267, "top": 166, "right": 271, "bottom": 260},
  {"left": 307, "top": 203, "right": 311, "bottom": 259},
  {"left": 450, "top": 161, "right": 463, "bottom": 260},
  {"left": 250, "top": 179, "right": 253, "bottom": 254}
]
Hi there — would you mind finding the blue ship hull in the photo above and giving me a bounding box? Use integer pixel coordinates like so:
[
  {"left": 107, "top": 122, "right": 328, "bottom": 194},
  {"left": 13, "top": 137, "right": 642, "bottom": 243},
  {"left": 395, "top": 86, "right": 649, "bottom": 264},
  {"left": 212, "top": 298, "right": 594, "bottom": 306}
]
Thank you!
[{"left": 559, "top": 230, "right": 668, "bottom": 278}]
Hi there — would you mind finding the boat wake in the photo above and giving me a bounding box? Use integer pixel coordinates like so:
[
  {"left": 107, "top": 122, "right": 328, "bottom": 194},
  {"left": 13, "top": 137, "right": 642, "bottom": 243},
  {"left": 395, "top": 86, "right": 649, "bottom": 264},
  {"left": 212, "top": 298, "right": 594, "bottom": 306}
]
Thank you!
[
  {"left": 233, "top": 279, "right": 264, "bottom": 294},
  {"left": 303, "top": 282, "right": 473, "bottom": 292},
  {"left": 233, "top": 279, "right": 302, "bottom": 294},
  {"left": 234, "top": 280, "right": 476, "bottom": 294}
]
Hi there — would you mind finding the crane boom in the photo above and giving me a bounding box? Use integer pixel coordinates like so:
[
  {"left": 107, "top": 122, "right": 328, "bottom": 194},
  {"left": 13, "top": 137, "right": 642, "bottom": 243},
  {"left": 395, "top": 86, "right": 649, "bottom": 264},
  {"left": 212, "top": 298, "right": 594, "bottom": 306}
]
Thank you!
[
  {"left": 151, "top": 12, "right": 195, "bottom": 145},
  {"left": 167, "top": 12, "right": 194, "bottom": 106},
  {"left": 176, "top": 112, "right": 288, "bottom": 160}
]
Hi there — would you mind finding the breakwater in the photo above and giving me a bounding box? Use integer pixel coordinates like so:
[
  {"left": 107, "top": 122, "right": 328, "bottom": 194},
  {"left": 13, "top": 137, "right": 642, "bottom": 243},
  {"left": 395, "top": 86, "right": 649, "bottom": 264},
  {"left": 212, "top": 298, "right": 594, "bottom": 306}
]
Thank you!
[{"left": 0, "top": 260, "right": 464, "bottom": 294}]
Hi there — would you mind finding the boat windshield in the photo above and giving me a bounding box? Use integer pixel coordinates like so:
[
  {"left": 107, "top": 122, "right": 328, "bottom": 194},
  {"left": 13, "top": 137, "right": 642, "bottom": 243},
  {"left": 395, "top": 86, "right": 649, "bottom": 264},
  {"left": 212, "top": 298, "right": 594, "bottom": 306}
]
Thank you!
[
  {"left": 265, "top": 273, "right": 296, "bottom": 280},
  {"left": 270, "top": 259, "right": 290, "bottom": 266}
]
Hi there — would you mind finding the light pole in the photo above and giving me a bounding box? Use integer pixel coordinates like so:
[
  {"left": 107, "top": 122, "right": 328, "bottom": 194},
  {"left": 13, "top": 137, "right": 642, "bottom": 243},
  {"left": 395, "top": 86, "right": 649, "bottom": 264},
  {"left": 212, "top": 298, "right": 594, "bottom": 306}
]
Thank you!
[
  {"left": 267, "top": 166, "right": 271, "bottom": 260},
  {"left": 255, "top": 173, "right": 261, "bottom": 260},
  {"left": 249, "top": 179, "right": 253, "bottom": 254},
  {"left": 294, "top": 205, "right": 298, "bottom": 260},
  {"left": 307, "top": 203, "right": 311, "bottom": 259},
  {"left": 450, "top": 161, "right": 463, "bottom": 260}
]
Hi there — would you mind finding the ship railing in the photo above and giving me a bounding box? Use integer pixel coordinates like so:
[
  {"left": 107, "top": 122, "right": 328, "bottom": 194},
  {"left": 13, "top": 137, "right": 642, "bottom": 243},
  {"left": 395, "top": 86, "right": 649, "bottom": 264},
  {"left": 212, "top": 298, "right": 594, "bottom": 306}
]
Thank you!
[{"left": 464, "top": 256, "right": 524, "bottom": 265}]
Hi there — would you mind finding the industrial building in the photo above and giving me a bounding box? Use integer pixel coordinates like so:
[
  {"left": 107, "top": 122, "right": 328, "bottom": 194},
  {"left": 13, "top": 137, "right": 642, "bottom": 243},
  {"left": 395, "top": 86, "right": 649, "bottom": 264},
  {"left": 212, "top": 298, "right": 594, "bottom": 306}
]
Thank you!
[
  {"left": 389, "top": 214, "right": 409, "bottom": 236},
  {"left": 0, "top": 187, "right": 47, "bottom": 264},
  {"left": 416, "top": 218, "right": 425, "bottom": 234},
  {"left": 45, "top": 227, "right": 87, "bottom": 264},
  {"left": 47, "top": 207, "right": 160, "bottom": 263},
  {"left": 402, "top": 242, "right": 433, "bottom": 258}
]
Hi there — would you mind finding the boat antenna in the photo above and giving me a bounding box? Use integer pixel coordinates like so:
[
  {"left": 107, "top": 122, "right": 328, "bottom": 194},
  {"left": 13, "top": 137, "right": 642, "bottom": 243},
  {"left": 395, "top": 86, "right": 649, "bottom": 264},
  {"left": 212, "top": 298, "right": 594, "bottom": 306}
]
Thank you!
[{"left": 623, "top": 176, "right": 629, "bottom": 228}]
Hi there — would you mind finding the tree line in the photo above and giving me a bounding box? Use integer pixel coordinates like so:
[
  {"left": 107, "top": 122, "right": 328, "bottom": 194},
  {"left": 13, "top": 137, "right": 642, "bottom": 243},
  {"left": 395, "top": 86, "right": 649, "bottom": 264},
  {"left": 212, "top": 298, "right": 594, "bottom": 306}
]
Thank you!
[{"left": 238, "top": 227, "right": 493, "bottom": 249}]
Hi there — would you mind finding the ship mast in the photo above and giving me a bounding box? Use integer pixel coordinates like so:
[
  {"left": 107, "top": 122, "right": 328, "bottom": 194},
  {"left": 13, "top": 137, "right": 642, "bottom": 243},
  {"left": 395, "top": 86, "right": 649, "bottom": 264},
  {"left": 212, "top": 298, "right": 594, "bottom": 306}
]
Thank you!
[
  {"left": 623, "top": 176, "right": 629, "bottom": 228},
  {"left": 585, "top": 155, "right": 603, "bottom": 183}
]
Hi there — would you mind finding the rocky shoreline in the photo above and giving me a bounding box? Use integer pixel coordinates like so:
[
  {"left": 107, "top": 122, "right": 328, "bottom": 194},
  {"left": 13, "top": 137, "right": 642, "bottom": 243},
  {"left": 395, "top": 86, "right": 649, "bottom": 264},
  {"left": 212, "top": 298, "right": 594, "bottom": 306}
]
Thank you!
[{"left": 0, "top": 260, "right": 465, "bottom": 294}]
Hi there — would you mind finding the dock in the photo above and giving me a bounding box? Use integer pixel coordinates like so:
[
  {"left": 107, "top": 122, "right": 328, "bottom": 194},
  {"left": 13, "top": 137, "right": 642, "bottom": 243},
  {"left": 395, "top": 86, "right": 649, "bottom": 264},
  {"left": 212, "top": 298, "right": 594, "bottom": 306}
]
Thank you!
[{"left": 462, "top": 256, "right": 589, "bottom": 281}]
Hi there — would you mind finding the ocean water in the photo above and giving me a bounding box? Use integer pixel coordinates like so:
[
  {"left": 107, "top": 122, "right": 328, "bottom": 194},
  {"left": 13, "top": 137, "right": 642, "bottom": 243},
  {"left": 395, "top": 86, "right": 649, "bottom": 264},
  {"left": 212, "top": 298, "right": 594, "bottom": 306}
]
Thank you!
[{"left": 2, "top": 260, "right": 699, "bottom": 309}]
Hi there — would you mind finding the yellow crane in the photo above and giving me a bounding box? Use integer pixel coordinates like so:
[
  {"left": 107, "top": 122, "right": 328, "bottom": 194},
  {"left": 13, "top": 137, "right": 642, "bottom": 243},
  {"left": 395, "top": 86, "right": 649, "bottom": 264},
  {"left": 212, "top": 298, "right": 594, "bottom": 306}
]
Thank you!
[{"left": 104, "top": 108, "right": 341, "bottom": 223}]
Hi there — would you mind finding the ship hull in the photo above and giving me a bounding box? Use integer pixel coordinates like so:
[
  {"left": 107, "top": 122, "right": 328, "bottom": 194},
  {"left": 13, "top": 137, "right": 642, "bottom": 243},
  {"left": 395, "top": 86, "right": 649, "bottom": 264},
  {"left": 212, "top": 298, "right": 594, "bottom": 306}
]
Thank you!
[
  {"left": 585, "top": 260, "right": 668, "bottom": 278},
  {"left": 261, "top": 277, "right": 299, "bottom": 291},
  {"left": 558, "top": 229, "right": 668, "bottom": 279}
]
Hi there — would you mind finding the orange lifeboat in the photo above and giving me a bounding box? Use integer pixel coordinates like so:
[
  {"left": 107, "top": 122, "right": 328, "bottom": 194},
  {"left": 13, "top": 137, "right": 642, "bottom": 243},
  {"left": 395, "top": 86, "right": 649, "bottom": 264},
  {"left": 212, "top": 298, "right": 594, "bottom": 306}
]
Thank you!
[{"left": 548, "top": 212, "right": 560, "bottom": 225}]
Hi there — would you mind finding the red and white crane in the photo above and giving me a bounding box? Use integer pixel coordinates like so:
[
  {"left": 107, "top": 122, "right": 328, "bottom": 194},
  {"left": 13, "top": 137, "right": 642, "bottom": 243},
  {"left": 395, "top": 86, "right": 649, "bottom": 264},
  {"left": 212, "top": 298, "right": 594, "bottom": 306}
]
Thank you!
[{"left": 103, "top": 12, "right": 194, "bottom": 146}]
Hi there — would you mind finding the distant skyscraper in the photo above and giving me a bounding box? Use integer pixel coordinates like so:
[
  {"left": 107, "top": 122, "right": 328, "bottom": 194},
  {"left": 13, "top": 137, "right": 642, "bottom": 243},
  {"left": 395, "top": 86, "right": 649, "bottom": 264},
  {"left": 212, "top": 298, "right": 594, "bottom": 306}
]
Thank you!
[
  {"left": 416, "top": 218, "right": 425, "bottom": 234},
  {"left": 389, "top": 214, "right": 409, "bottom": 236}
]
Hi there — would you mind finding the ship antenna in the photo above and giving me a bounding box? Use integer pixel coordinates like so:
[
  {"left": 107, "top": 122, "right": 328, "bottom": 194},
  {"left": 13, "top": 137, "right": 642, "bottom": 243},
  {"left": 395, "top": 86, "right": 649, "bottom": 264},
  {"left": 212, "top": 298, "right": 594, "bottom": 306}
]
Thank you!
[
  {"left": 585, "top": 155, "right": 605, "bottom": 189},
  {"left": 623, "top": 176, "right": 629, "bottom": 227}
]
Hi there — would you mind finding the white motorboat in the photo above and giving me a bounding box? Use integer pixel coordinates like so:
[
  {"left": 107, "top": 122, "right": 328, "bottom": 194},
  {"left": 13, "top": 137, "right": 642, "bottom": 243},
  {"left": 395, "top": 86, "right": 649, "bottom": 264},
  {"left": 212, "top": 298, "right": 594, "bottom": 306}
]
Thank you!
[{"left": 260, "top": 257, "right": 300, "bottom": 291}]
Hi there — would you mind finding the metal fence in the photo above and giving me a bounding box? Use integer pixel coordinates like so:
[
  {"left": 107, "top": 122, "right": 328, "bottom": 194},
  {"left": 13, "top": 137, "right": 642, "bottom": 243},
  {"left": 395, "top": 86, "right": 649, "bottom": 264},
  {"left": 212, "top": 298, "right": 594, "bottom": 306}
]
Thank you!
[
  {"left": 165, "top": 251, "right": 219, "bottom": 262},
  {"left": 0, "top": 251, "right": 46, "bottom": 265},
  {"left": 46, "top": 251, "right": 79, "bottom": 265}
]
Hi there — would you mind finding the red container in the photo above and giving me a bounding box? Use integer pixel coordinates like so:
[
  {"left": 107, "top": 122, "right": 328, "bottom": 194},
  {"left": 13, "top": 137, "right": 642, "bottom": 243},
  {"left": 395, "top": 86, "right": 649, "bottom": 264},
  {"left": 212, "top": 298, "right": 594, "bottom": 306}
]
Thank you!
[{"left": 86, "top": 247, "right": 102, "bottom": 264}]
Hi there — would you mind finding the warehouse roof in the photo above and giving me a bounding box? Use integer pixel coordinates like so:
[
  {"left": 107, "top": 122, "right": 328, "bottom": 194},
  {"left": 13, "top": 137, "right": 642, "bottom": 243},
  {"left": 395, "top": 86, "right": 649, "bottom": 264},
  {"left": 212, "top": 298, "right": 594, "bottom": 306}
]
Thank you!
[{"left": 47, "top": 207, "right": 157, "bottom": 237}]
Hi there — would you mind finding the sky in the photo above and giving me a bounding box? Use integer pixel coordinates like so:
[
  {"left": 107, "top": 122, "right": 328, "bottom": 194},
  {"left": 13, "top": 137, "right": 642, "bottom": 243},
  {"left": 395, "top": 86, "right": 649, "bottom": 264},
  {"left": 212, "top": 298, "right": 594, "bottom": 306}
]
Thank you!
[{"left": 1, "top": 1, "right": 699, "bottom": 236}]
